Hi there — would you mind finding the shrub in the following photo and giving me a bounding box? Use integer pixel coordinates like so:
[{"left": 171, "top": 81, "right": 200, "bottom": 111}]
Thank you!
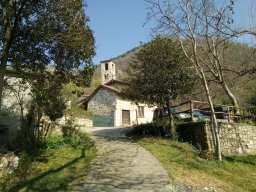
[
  {"left": 199, "top": 150, "right": 216, "bottom": 160},
  {"left": 127, "top": 123, "right": 170, "bottom": 138},
  {"left": 60, "top": 117, "right": 94, "bottom": 149},
  {"left": 0, "top": 168, "right": 15, "bottom": 192},
  {"left": 42, "top": 135, "right": 66, "bottom": 149},
  {"left": 62, "top": 118, "right": 77, "bottom": 137}
]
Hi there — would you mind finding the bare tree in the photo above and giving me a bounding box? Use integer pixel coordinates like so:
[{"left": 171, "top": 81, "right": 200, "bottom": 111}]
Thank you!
[{"left": 145, "top": 0, "right": 243, "bottom": 160}]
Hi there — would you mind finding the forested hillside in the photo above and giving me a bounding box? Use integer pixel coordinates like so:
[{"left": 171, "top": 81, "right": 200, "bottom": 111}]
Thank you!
[{"left": 87, "top": 41, "right": 256, "bottom": 109}]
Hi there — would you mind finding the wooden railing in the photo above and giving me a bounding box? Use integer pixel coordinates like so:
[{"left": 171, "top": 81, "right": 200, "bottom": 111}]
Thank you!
[{"left": 170, "top": 100, "right": 249, "bottom": 123}]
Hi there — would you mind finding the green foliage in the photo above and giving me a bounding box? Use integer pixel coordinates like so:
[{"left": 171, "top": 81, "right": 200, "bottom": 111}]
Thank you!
[
  {"left": 0, "top": 0, "right": 95, "bottom": 110},
  {"left": 62, "top": 82, "right": 93, "bottom": 119},
  {"left": 62, "top": 82, "right": 85, "bottom": 99},
  {"left": 65, "top": 107, "right": 93, "bottom": 119},
  {"left": 125, "top": 36, "right": 195, "bottom": 106},
  {"left": 11, "top": 145, "right": 96, "bottom": 191},
  {"left": 62, "top": 118, "right": 77, "bottom": 137},
  {"left": 198, "top": 150, "right": 216, "bottom": 160},
  {"left": 42, "top": 135, "right": 66, "bottom": 149},
  {"left": 42, "top": 119, "right": 94, "bottom": 150},
  {"left": 29, "top": 73, "right": 68, "bottom": 122},
  {"left": 248, "top": 92, "right": 256, "bottom": 115},
  {"left": 1, "top": 0, "right": 95, "bottom": 72},
  {"left": 237, "top": 118, "right": 256, "bottom": 126},
  {"left": 0, "top": 168, "right": 16, "bottom": 192},
  {"left": 226, "top": 155, "right": 256, "bottom": 166},
  {"left": 9, "top": 118, "right": 95, "bottom": 191},
  {"left": 138, "top": 137, "right": 256, "bottom": 191},
  {"left": 127, "top": 122, "right": 171, "bottom": 138},
  {"left": 127, "top": 118, "right": 188, "bottom": 138}
]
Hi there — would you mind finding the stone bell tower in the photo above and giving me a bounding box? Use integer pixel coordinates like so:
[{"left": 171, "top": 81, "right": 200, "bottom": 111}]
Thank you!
[{"left": 101, "top": 60, "right": 116, "bottom": 84}]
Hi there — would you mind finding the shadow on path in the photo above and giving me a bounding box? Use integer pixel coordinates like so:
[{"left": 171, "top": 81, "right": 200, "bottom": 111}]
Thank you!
[
  {"left": 69, "top": 127, "right": 178, "bottom": 192},
  {"left": 11, "top": 148, "right": 90, "bottom": 192}
]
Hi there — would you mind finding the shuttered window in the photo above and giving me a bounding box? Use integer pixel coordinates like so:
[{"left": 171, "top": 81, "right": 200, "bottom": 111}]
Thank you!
[{"left": 138, "top": 106, "right": 144, "bottom": 118}]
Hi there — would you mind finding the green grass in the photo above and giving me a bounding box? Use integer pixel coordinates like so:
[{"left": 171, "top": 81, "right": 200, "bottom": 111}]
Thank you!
[
  {"left": 9, "top": 135, "right": 96, "bottom": 192},
  {"left": 138, "top": 137, "right": 256, "bottom": 192}
]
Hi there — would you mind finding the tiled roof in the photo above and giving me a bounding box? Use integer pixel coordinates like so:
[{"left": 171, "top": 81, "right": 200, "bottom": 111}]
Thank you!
[{"left": 81, "top": 84, "right": 125, "bottom": 105}]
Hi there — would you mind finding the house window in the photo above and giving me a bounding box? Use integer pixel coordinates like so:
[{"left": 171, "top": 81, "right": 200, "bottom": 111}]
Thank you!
[
  {"left": 105, "top": 63, "right": 109, "bottom": 70},
  {"left": 138, "top": 106, "right": 144, "bottom": 118}
]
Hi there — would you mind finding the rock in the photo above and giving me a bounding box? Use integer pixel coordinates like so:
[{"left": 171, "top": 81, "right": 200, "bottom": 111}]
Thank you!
[
  {"left": 0, "top": 157, "right": 8, "bottom": 168},
  {"left": 9, "top": 156, "right": 19, "bottom": 170},
  {"left": 0, "top": 152, "right": 19, "bottom": 171}
]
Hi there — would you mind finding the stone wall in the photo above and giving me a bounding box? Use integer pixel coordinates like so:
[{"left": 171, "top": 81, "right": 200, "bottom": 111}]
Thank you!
[
  {"left": 206, "top": 123, "right": 256, "bottom": 156},
  {"left": 177, "top": 122, "right": 256, "bottom": 156},
  {"left": 88, "top": 88, "right": 116, "bottom": 116},
  {"left": 58, "top": 117, "right": 93, "bottom": 127}
]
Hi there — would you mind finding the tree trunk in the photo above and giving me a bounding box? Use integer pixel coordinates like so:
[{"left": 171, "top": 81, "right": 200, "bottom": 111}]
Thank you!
[
  {"left": 0, "top": 32, "right": 9, "bottom": 108},
  {"left": 0, "top": 65, "right": 7, "bottom": 109},
  {"left": 0, "top": 0, "right": 13, "bottom": 108},
  {"left": 221, "top": 80, "right": 239, "bottom": 114},
  {"left": 166, "top": 102, "right": 175, "bottom": 138},
  {"left": 201, "top": 69, "right": 222, "bottom": 161}
]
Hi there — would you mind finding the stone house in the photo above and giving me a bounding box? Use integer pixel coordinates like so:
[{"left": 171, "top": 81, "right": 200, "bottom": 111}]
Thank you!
[{"left": 84, "top": 60, "right": 156, "bottom": 127}]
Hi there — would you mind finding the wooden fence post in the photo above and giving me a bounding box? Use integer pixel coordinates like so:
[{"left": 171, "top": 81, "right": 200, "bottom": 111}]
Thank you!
[
  {"left": 227, "top": 106, "right": 231, "bottom": 123},
  {"left": 190, "top": 100, "right": 194, "bottom": 122}
]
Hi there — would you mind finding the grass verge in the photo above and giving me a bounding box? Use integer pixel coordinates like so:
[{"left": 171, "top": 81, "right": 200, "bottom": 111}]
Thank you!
[
  {"left": 138, "top": 137, "right": 256, "bottom": 192},
  {"left": 9, "top": 133, "right": 96, "bottom": 192}
]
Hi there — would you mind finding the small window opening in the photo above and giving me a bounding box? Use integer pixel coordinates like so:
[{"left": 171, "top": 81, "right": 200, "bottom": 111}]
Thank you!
[
  {"left": 105, "top": 63, "right": 109, "bottom": 70},
  {"left": 138, "top": 106, "right": 144, "bottom": 118}
]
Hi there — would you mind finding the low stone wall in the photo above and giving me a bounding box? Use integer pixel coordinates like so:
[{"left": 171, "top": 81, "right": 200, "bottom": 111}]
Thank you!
[
  {"left": 58, "top": 117, "right": 93, "bottom": 127},
  {"left": 206, "top": 123, "right": 256, "bottom": 156},
  {"left": 177, "top": 122, "right": 256, "bottom": 156}
]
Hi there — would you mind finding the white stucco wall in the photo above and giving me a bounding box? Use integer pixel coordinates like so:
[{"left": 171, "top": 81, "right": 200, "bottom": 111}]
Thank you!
[
  {"left": 87, "top": 87, "right": 156, "bottom": 127},
  {"left": 115, "top": 97, "right": 156, "bottom": 127},
  {"left": 1, "top": 76, "right": 32, "bottom": 136}
]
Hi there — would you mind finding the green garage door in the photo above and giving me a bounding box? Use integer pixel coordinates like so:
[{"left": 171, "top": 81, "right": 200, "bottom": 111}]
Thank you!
[{"left": 93, "top": 116, "right": 114, "bottom": 127}]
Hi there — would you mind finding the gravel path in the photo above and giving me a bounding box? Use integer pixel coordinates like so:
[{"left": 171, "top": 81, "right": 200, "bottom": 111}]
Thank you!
[{"left": 69, "top": 127, "right": 179, "bottom": 192}]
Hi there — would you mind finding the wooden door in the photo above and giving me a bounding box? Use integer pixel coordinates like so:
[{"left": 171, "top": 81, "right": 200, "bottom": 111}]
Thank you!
[{"left": 122, "top": 110, "right": 130, "bottom": 125}]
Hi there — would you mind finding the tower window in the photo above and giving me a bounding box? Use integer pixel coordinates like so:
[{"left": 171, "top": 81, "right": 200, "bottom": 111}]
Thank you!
[{"left": 105, "top": 63, "right": 109, "bottom": 70}]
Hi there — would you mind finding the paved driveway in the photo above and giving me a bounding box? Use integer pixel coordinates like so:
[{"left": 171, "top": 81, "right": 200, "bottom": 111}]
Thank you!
[{"left": 69, "top": 126, "right": 182, "bottom": 192}]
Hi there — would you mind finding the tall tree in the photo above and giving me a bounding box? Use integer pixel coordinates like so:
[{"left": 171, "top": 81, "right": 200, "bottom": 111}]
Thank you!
[
  {"left": 145, "top": 0, "right": 242, "bottom": 160},
  {"left": 0, "top": 0, "right": 95, "bottom": 107},
  {"left": 125, "top": 36, "right": 194, "bottom": 134}
]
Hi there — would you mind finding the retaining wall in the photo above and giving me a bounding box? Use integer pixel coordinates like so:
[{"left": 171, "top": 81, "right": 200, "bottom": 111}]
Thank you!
[{"left": 177, "top": 122, "right": 256, "bottom": 156}]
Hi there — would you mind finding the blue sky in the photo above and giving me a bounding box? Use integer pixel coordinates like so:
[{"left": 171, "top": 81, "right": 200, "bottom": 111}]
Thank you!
[
  {"left": 85, "top": 0, "right": 256, "bottom": 64},
  {"left": 86, "top": 0, "right": 153, "bottom": 64}
]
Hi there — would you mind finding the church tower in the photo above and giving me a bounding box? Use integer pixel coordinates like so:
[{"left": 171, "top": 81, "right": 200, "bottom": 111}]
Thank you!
[{"left": 101, "top": 60, "right": 116, "bottom": 84}]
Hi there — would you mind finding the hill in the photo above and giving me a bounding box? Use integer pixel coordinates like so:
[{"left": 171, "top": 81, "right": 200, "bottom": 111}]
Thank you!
[{"left": 86, "top": 41, "right": 256, "bottom": 109}]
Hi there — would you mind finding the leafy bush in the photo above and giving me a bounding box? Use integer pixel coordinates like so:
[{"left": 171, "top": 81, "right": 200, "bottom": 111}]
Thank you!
[
  {"left": 0, "top": 168, "right": 16, "bottom": 192},
  {"left": 62, "top": 118, "right": 77, "bottom": 137},
  {"left": 42, "top": 135, "right": 66, "bottom": 149},
  {"left": 41, "top": 132, "right": 94, "bottom": 150},
  {"left": 127, "top": 123, "right": 171, "bottom": 138},
  {"left": 127, "top": 118, "right": 188, "bottom": 138},
  {"left": 65, "top": 107, "right": 93, "bottom": 119},
  {"left": 199, "top": 150, "right": 216, "bottom": 160},
  {"left": 237, "top": 118, "right": 256, "bottom": 126}
]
